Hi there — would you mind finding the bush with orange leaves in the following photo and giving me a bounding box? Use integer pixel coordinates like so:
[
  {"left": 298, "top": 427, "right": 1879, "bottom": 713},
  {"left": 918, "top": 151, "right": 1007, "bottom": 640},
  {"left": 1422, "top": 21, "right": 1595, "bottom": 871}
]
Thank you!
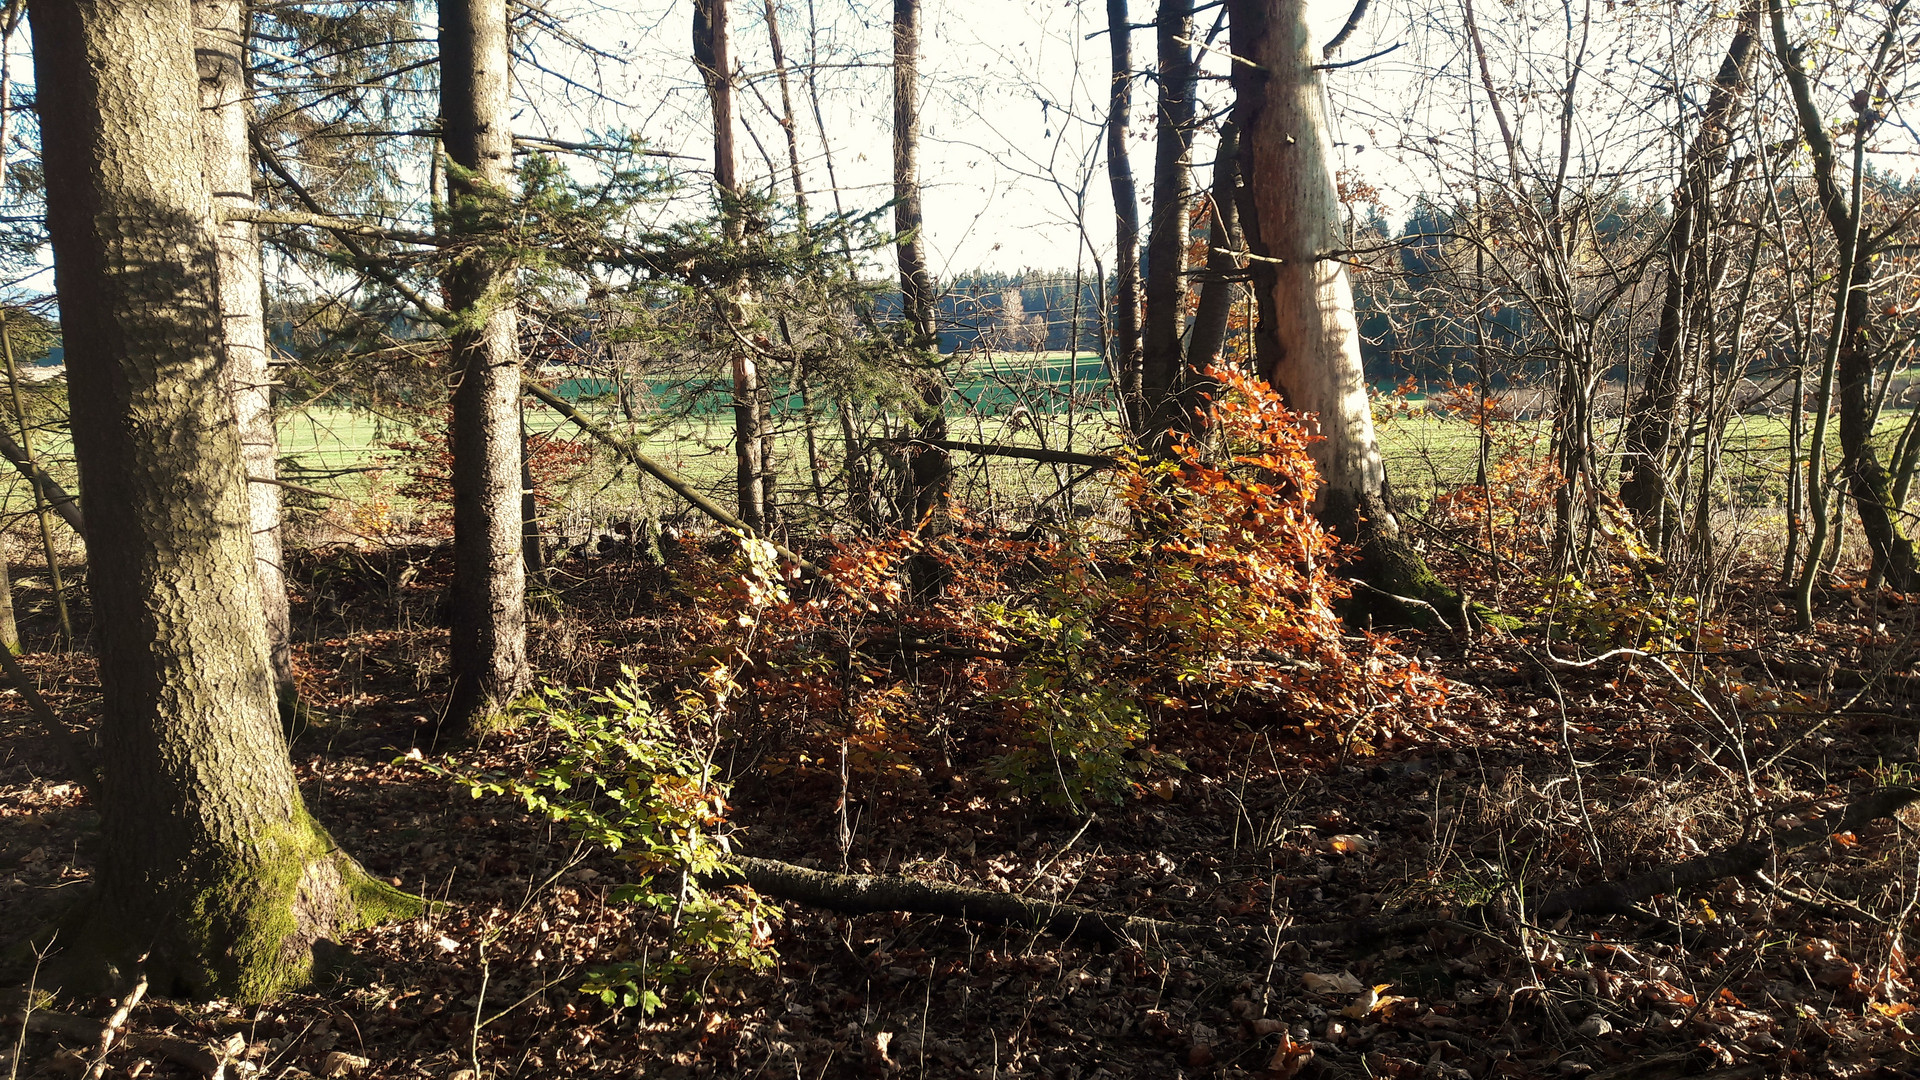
[{"left": 677, "top": 365, "right": 1446, "bottom": 808}]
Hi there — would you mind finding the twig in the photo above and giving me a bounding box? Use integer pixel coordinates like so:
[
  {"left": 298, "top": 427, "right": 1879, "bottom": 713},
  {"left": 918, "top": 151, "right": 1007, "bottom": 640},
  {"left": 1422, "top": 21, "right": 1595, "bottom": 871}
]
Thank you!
[{"left": 82, "top": 971, "right": 147, "bottom": 1080}]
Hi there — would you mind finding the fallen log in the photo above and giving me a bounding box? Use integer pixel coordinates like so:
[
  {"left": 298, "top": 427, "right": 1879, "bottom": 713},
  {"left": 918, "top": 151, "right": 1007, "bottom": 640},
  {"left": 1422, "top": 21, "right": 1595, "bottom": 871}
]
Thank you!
[
  {"left": 712, "top": 856, "right": 1472, "bottom": 950},
  {"left": 1536, "top": 784, "right": 1920, "bottom": 919}
]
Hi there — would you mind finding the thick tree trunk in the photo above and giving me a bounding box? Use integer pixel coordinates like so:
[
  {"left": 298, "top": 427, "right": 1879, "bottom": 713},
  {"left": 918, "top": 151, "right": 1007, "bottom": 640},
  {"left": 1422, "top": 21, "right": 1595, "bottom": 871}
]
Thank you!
[
  {"left": 1106, "top": 0, "right": 1143, "bottom": 421},
  {"left": 1139, "top": 0, "right": 1197, "bottom": 449},
  {"left": 29, "top": 0, "right": 410, "bottom": 1000},
  {"left": 1617, "top": 5, "right": 1757, "bottom": 541},
  {"left": 441, "top": 0, "right": 529, "bottom": 733},
  {"left": 895, "top": 0, "right": 949, "bottom": 556},
  {"left": 1229, "top": 0, "right": 1457, "bottom": 618},
  {"left": 194, "top": 0, "right": 297, "bottom": 711}
]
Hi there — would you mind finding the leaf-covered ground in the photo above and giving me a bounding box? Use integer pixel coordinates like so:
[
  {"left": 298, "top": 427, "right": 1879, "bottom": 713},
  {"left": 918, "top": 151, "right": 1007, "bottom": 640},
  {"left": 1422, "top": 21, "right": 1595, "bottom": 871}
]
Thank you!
[{"left": 5, "top": 539, "right": 1920, "bottom": 1080}]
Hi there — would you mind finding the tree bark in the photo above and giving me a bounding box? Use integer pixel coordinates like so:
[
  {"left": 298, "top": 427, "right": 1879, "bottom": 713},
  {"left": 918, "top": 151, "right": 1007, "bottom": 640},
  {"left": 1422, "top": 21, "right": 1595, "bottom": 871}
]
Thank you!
[
  {"left": 194, "top": 0, "right": 297, "bottom": 711},
  {"left": 895, "top": 0, "right": 950, "bottom": 586},
  {"left": 1617, "top": 4, "right": 1757, "bottom": 541},
  {"left": 29, "top": 0, "right": 411, "bottom": 1000},
  {"left": 1106, "top": 0, "right": 1143, "bottom": 422},
  {"left": 441, "top": 0, "right": 530, "bottom": 733},
  {"left": 1229, "top": 0, "right": 1457, "bottom": 618},
  {"left": 1139, "top": 0, "right": 1197, "bottom": 450}
]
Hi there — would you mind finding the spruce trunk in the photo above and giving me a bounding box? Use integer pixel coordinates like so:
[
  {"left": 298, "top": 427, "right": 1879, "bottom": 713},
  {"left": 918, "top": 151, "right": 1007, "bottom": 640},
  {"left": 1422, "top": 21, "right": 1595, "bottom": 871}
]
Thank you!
[
  {"left": 195, "top": 0, "right": 297, "bottom": 710},
  {"left": 1229, "top": 0, "right": 1458, "bottom": 620},
  {"left": 895, "top": 0, "right": 949, "bottom": 547},
  {"left": 29, "top": 0, "right": 409, "bottom": 1000},
  {"left": 441, "top": 0, "right": 529, "bottom": 732}
]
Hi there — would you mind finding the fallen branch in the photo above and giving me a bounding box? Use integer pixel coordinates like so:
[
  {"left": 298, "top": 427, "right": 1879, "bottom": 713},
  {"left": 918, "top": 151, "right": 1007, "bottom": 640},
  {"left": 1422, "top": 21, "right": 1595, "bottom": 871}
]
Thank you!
[
  {"left": 1536, "top": 785, "right": 1920, "bottom": 919},
  {"left": 6, "top": 1009, "right": 222, "bottom": 1078},
  {"left": 82, "top": 972, "right": 146, "bottom": 1080},
  {"left": 712, "top": 856, "right": 1474, "bottom": 950},
  {"left": 523, "top": 380, "right": 821, "bottom": 576},
  {"left": 888, "top": 438, "right": 1122, "bottom": 470},
  {"left": 0, "top": 426, "right": 81, "bottom": 533}
]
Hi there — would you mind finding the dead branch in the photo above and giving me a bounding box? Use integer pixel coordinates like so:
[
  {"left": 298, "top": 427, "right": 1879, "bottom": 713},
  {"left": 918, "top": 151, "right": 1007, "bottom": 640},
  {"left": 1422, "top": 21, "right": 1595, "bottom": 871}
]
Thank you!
[
  {"left": 6, "top": 1009, "right": 222, "bottom": 1078},
  {"left": 713, "top": 856, "right": 1474, "bottom": 950},
  {"left": 0, "top": 425, "right": 81, "bottom": 533},
  {"left": 1536, "top": 785, "right": 1920, "bottom": 919},
  {"left": 888, "top": 438, "right": 1122, "bottom": 470},
  {"left": 522, "top": 380, "right": 821, "bottom": 576}
]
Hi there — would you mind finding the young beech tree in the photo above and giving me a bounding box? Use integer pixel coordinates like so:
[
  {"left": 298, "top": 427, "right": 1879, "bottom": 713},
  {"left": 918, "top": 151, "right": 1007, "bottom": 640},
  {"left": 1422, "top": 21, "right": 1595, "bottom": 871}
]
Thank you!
[
  {"left": 29, "top": 0, "right": 409, "bottom": 1000},
  {"left": 195, "top": 0, "right": 297, "bottom": 713},
  {"left": 441, "top": 0, "right": 530, "bottom": 734},
  {"left": 1228, "top": 0, "right": 1458, "bottom": 616}
]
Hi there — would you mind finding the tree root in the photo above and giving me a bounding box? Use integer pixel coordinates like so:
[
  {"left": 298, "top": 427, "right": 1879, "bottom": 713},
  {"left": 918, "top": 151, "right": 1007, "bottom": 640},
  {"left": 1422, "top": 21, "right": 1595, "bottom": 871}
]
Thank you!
[
  {"left": 5, "top": 1008, "right": 224, "bottom": 1078},
  {"left": 1536, "top": 785, "right": 1920, "bottom": 919}
]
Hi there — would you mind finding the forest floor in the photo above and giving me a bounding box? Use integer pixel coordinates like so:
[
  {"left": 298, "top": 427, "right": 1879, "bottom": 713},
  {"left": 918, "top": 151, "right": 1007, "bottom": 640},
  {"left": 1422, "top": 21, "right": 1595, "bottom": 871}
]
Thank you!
[{"left": 4, "top": 537, "right": 1920, "bottom": 1080}]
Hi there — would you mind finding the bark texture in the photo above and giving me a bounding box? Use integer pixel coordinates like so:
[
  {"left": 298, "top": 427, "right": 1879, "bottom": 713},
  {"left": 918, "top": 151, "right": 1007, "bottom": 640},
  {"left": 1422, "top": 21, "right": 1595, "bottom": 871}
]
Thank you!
[
  {"left": 441, "top": 0, "right": 530, "bottom": 733},
  {"left": 195, "top": 0, "right": 296, "bottom": 709},
  {"left": 1229, "top": 0, "right": 1457, "bottom": 618},
  {"left": 30, "top": 0, "right": 409, "bottom": 1000}
]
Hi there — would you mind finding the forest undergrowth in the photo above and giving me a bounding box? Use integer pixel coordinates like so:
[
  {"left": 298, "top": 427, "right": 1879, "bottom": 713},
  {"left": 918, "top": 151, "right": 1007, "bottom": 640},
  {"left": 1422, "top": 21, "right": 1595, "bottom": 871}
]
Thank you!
[{"left": 5, "top": 385, "right": 1920, "bottom": 1079}]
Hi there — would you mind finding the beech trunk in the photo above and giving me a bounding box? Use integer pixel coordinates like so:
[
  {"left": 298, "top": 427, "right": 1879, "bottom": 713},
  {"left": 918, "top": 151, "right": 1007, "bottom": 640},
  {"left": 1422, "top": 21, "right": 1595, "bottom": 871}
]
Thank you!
[
  {"left": 29, "top": 0, "right": 410, "bottom": 999},
  {"left": 1229, "top": 0, "right": 1457, "bottom": 617},
  {"left": 194, "top": 0, "right": 296, "bottom": 710},
  {"left": 441, "top": 0, "right": 530, "bottom": 733}
]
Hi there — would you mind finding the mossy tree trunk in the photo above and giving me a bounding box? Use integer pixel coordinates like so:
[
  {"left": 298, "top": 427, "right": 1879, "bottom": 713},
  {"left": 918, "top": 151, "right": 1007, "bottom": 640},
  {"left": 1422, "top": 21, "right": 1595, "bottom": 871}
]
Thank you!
[
  {"left": 194, "top": 0, "right": 297, "bottom": 711},
  {"left": 29, "top": 0, "right": 411, "bottom": 1000},
  {"left": 1228, "top": 0, "right": 1459, "bottom": 619},
  {"left": 441, "top": 0, "right": 530, "bottom": 733}
]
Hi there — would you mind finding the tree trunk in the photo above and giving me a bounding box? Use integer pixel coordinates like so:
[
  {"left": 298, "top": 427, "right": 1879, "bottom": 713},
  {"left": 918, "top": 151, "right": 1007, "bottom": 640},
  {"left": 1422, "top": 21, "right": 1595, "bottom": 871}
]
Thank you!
[
  {"left": 194, "top": 0, "right": 297, "bottom": 712},
  {"left": 1617, "top": 4, "right": 1757, "bottom": 542},
  {"left": 441, "top": 0, "right": 529, "bottom": 733},
  {"left": 1183, "top": 121, "right": 1242, "bottom": 411},
  {"left": 695, "top": 0, "right": 772, "bottom": 533},
  {"left": 895, "top": 0, "right": 949, "bottom": 563},
  {"left": 29, "top": 0, "right": 410, "bottom": 1000},
  {"left": 1139, "top": 0, "right": 1197, "bottom": 449},
  {"left": 1229, "top": 0, "right": 1457, "bottom": 618},
  {"left": 1106, "top": 0, "right": 1143, "bottom": 423}
]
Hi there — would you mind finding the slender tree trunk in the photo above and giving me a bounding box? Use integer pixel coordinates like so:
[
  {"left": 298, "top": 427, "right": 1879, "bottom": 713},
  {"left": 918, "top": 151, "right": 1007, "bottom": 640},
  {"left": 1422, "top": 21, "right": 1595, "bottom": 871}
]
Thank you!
[
  {"left": 0, "top": 548, "right": 16, "bottom": 654},
  {"left": 1106, "top": 0, "right": 1143, "bottom": 422},
  {"left": 895, "top": 0, "right": 949, "bottom": 553},
  {"left": 1618, "top": 3, "right": 1757, "bottom": 541},
  {"left": 1183, "top": 120, "right": 1242, "bottom": 413},
  {"left": 441, "top": 0, "right": 529, "bottom": 733},
  {"left": 696, "top": 0, "right": 771, "bottom": 533},
  {"left": 195, "top": 0, "right": 296, "bottom": 711},
  {"left": 1140, "top": 0, "right": 1197, "bottom": 449},
  {"left": 29, "top": 0, "right": 409, "bottom": 1000},
  {"left": 1, "top": 312, "right": 72, "bottom": 645},
  {"left": 1229, "top": 0, "right": 1457, "bottom": 617}
]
